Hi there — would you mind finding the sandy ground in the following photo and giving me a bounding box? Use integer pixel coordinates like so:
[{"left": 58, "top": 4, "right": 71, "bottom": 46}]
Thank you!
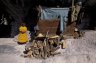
[{"left": 0, "top": 30, "right": 96, "bottom": 63}]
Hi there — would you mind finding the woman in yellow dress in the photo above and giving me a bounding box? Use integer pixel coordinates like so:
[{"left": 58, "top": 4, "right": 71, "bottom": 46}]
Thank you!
[{"left": 18, "top": 23, "right": 28, "bottom": 44}]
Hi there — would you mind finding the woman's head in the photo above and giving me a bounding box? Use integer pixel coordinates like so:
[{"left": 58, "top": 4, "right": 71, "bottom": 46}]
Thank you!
[{"left": 21, "top": 23, "right": 26, "bottom": 26}]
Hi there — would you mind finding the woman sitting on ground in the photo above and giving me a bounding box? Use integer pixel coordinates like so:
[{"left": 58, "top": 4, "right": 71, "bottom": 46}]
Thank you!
[{"left": 18, "top": 23, "right": 28, "bottom": 44}]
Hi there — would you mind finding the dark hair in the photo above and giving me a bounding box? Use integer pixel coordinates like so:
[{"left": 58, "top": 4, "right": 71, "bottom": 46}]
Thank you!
[{"left": 21, "top": 23, "right": 26, "bottom": 26}]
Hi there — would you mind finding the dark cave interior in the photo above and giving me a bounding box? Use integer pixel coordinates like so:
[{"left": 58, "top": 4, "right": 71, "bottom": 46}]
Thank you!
[{"left": 0, "top": 0, "right": 96, "bottom": 38}]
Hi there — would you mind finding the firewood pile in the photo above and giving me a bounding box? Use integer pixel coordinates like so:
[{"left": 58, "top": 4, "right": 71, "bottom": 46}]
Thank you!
[{"left": 22, "top": 34, "right": 61, "bottom": 59}]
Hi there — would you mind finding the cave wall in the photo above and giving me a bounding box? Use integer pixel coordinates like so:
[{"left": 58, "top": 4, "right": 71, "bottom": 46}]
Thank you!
[{"left": 0, "top": 0, "right": 96, "bottom": 37}]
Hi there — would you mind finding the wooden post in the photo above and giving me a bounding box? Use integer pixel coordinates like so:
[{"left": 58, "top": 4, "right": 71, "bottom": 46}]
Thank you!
[
  {"left": 71, "top": 0, "right": 75, "bottom": 22},
  {"left": 72, "top": 0, "right": 74, "bottom": 11}
]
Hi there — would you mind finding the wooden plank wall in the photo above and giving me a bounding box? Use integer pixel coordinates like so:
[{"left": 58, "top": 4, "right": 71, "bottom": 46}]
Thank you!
[{"left": 37, "top": 19, "right": 60, "bottom": 35}]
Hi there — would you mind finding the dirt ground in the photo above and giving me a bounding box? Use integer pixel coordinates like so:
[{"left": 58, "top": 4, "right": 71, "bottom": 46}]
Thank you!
[{"left": 0, "top": 30, "right": 96, "bottom": 63}]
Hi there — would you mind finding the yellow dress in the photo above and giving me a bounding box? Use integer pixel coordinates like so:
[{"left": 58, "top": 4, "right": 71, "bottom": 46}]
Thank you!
[{"left": 18, "top": 26, "right": 28, "bottom": 43}]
